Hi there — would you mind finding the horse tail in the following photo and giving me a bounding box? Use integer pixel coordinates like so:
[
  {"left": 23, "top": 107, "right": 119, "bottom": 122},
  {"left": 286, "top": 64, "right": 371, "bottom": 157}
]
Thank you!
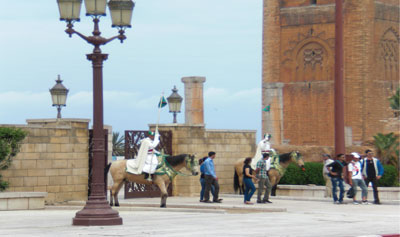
[
  {"left": 105, "top": 162, "right": 112, "bottom": 176},
  {"left": 234, "top": 169, "right": 239, "bottom": 193}
]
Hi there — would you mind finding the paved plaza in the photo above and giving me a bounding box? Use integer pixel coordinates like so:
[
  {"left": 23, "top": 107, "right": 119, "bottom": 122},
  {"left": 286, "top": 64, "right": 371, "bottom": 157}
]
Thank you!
[{"left": 0, "top": 194, "right": 399, "bottom": 237}]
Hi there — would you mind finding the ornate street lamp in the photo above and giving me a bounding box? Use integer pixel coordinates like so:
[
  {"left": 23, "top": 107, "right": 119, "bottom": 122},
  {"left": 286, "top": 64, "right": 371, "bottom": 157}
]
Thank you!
[
  {"left": 49, "top": 75, "right": 69, "bottom": 119},
  {"left": 56, "top": 0, "right": 135, "bottom": 226},
  {"left": 167, "top": 86, "right": 183, "bottom": 123}
]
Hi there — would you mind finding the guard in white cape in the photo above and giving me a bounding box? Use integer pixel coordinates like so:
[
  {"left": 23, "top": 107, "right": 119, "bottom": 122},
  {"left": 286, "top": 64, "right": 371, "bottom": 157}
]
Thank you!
[
  {"left": 140, "top": 130, "right": 160, "bottom": 176},
  {"left": 126, "top": 130, "right": 160, "bottom": 179},
  {"left": 251, "top": 133, "right": 276, "bottom": 169}
]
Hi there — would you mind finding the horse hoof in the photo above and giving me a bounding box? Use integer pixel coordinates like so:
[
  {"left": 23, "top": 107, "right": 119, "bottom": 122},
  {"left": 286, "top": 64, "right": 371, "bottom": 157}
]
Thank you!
[
  {"left": 160, "top": 205, "right": 166, "bottom": 208},
  {"left": 115, "top": 203, "right": 120, "bottom": 207}
]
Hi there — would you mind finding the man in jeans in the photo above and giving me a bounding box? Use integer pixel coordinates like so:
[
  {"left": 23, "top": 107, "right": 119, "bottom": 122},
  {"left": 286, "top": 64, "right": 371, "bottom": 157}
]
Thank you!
[
  {"left": 255, "top": 153, "right": 272, "bottom": 204},
  {"left": 348, "top": 152, "right": 368, "bottom": 205},
  {"left": 202, "top": 151, "right": 222, "bottom": 203},
  {"left": 327, "top": 154, "right": 347, "bottom": 204},
  {"left": 361, "top": 149, "right": 384, "bottom": 204}
]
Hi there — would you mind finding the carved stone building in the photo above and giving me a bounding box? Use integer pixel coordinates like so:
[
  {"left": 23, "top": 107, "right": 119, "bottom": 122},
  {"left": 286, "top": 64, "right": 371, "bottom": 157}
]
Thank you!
[{"left": 262, "top": 0, "right": 399, "bottom": 147}]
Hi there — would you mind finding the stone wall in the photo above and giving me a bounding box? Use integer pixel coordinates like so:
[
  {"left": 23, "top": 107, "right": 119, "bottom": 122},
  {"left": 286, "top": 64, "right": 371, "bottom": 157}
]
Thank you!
[
  {"left": 150, "top": 124, "right": 256, "bottom": 196},
  {"left": 262, "top": 0, "right": 400, "bottom": 147},
  {"left": 0, "top": 119, "right": 90, "bottom": 204}
]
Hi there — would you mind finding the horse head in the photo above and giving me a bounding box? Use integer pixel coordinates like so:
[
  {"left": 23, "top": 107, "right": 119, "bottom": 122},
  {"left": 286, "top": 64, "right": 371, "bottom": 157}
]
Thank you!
[
  {"left": 291, "top": 151, "right": 305, "bottom": 171},
  {"left": 185, "top": 154, "right": 199, "bottom": 176}
]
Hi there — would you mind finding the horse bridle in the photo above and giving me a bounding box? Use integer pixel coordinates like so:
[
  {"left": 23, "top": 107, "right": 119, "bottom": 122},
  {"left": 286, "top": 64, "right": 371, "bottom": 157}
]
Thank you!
[
  {"left": 155, "top": 155, "right": 198, "bottom": 181},
  {"left": 184, "top": 155, "right": 198, "bottom": 175}
]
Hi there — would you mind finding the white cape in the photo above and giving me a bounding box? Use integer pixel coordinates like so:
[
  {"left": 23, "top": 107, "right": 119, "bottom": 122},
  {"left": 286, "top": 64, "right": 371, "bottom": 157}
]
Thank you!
[{"left": 126, "top": 138, "right": 151, "bottom": 175}]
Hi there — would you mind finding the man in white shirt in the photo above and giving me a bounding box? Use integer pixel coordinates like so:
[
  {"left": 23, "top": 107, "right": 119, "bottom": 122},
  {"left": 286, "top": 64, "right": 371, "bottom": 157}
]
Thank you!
[
  {"left": 322, "top": 154, "right": 334, "bottom": 198},
  {"left": 348, "top": 152, "right": 368, "bottom": 204}
]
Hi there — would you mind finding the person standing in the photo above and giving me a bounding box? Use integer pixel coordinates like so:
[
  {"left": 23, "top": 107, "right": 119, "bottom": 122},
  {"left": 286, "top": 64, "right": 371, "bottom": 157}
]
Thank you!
[
  {"left": 255, "top": 153, "right": 272, "bottom": 203},
  {"left": 202, "top": 151, "right": 222, "bottom": 203},
  {"left": 199, "top": 157, "right": 215, "bottom": 202},
  {"left": 322, "top": 154, "right": 334, "bottom": 198},
  {"left": 348, "top": 152, "right": 368, "bottom": 205},
  {"left": 243, "top": 157, "right": 258, "bottom": 204},
  {"left": 327, "top": 154, "right": 347, "bottom": 204},
  {"left": 361, "top": 149, "right": 384, "bottom": 204}
]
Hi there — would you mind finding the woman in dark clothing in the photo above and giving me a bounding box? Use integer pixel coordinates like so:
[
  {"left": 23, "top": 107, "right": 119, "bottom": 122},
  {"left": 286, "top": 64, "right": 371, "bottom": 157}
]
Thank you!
[{"left": 243, "top": 157, "right": 258, "bottom": 204}]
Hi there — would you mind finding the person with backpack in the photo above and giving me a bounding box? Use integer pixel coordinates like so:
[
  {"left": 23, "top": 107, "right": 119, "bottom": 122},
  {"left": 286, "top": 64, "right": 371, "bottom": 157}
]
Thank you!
[{"left": 348, "top": 152, "right": 368, "bottom": 205}]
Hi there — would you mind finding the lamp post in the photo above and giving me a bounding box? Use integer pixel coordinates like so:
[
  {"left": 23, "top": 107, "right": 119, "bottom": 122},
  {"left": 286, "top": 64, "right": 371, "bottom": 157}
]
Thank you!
[
  {"left": 49, "top": 75, "right": 69, "bottom": 119},
  {"left": 56, "top": 0, "right": 135, "bottom": 226},
  {"left": 167, "top": 86, "right": 183, "bottom": 123}
]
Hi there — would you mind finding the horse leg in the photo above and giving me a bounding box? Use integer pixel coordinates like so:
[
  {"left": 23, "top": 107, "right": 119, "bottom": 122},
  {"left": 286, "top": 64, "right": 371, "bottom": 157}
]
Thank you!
[
  {"left": 156, "top": 180, "right": 169, "bottom": 208},
  {"left": 239, "top": 176, "right": 244, "bottom": 195},
  {"left": 269, "top": 173, "right": 278, "bottom": 197},
  {"left": 109, "top": 189, "right": 114, "bottom": 206},
  {"left": 271, "top": 185, "right": 277, "bottom": 196},
  {"left": 271, "top": 175, "right": 282, "bottom": 196},
  {"left": 111, "top": 180, "right": 124, "bottom": 207}
]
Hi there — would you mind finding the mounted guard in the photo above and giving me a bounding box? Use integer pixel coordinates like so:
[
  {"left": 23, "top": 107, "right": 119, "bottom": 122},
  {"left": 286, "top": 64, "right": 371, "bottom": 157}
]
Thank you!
[
  {"left": 125, "top": 130, "right": 160, "bottom": 179},
  {"left": 250, "top": 133, "right": 276, "bottom": 169},
  {"left": 125, "top": 94, "right": 168, "bottom": 180}
]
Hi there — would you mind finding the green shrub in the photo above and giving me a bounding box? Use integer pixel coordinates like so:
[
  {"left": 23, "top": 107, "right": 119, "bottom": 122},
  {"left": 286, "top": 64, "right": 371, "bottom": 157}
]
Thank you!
[
  {"left": 278, "top": 163, "right": 306, "bottom": 185},
  {"left": 377, "top": 165, "right": 399, "bottom": 187},
  {"left": 303, "top": 162, "right": 325, "bottom": 185},
  {"left": 0, "top": 127, "right": 27, "bottom": 191},
  {"left": 279, "top": 162, "right": 399, "bottom": 187},
  {"left": 279, "top": 162, "right": 324, "bottom": 185}
]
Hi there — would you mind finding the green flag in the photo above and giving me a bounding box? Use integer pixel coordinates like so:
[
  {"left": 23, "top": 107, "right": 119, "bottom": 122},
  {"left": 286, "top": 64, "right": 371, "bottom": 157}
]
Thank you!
[
  {"left": 263, "top": 105, "right": 270, "bottom": 112},
  {"left": 158, "top": 96, "right": 167, "bottom": 108}
]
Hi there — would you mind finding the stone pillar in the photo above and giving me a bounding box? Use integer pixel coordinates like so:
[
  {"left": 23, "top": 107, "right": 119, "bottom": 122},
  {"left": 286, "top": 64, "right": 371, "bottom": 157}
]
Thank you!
[
  {"left": 262, "top": 0, "right": 281, "bottom": 139},
  {"left": 263, "top": 82, "right": 284, "bottom": 145},
  {"left": 181, "top": 76, "right": 206, "bottom": 125}
]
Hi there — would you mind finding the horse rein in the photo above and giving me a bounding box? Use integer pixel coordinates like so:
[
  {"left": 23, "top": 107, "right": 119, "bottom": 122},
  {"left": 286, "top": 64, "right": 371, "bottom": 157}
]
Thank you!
[{"left": 155, "top": 155, "right": 197, "bottom": 181}]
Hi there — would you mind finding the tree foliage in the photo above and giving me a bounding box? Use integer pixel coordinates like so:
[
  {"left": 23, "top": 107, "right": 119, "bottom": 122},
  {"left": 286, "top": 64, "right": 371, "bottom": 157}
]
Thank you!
[
  {"left": 389, "top": 88, "right": 400, "bottom": 116},
  {"left": 373, "top": 132, "right": 399, "bottom": 172},
  {"left": 0, "top": 127, "right": 27, "bottom": 191},
  {"left": 112, "top": 132, "right": 125, "bottom": 156}
]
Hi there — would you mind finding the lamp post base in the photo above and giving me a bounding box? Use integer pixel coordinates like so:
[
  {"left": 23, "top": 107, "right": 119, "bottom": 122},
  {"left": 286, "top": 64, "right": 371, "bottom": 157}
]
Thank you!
[{"left": 72, "top": 199, "right": 123, "bottom": 226}]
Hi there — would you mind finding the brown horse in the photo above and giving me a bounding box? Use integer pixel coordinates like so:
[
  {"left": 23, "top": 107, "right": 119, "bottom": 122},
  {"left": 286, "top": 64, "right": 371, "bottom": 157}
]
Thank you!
[
  {"left": 107, "top": 154, "right": 199, "bottom": 208},
  {"left": 234, "top": 151, "right": 305, "bottom": 195}
]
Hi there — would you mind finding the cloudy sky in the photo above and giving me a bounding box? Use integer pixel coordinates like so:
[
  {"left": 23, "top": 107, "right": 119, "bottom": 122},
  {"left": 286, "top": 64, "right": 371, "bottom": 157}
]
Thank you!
[{"left": 0, "top": 0, "right": 263, "bottom": 139}]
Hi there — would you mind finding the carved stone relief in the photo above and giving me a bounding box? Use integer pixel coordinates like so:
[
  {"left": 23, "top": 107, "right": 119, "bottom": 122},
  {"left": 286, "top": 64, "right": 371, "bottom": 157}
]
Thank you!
[
  {"left": 282, "top": 29, "right": 334, "bottom": 71},
  {"left": 380, "top": 27, "right": 399, "bottom": 77}
]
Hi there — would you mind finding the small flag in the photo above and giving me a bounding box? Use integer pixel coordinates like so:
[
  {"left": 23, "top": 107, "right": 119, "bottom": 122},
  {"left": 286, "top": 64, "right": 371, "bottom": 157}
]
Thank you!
[
  {"left": 158, "top": 96, "right": 167, "bottom": 108},
  {"left": 263, "top": 105, "right": 271, "bottom": 112}
]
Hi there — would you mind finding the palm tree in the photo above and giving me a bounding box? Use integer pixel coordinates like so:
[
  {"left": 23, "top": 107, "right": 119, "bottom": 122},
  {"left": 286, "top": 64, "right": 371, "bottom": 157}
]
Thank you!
[
  {"left": 389, "top": 88, "right": 400, "bottom": 117},
  {"left": 112, "top": 132, "right": 125, "bottom": 156},
  {"left": 373, "top": 133, "right": 399, "bottom": 171}
]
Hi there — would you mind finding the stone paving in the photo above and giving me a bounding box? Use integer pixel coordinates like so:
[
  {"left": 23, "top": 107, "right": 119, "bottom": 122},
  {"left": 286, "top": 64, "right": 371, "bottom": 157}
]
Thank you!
[{"left": 0, "top": 194, "right": 399, "bottom": 237}]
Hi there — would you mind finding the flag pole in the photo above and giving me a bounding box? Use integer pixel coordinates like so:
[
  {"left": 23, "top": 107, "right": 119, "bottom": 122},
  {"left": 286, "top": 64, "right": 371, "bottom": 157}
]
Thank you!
[
  {"left": 147, "top": 93, "right": 164, "bottom": 182},
  {"left": 155, "top": 92, "right": 164, "bottom": 134}
]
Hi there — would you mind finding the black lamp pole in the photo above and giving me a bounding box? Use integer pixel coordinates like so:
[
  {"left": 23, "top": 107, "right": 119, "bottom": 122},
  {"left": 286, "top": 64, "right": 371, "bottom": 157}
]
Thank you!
[{"left": 57, "top": 0, "right": 135, "bottom": 226}]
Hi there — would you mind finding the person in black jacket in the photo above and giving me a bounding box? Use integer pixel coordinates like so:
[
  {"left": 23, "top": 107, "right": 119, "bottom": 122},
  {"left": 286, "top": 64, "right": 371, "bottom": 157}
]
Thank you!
[{"left": 327, "top": 154, "right": 347, "bottom": 204}]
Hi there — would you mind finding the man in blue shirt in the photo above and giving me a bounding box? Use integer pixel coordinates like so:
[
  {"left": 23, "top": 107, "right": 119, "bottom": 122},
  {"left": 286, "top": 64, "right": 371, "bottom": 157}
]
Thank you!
[{"left": 202, "top": 151, "right": 222, "bottom": 203}]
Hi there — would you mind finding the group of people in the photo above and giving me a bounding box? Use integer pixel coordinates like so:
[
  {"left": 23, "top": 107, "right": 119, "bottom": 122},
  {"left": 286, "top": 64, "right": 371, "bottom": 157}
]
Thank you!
[
  {"left": 136, "top": 130, "right": 385, "bottom": 206},
  {"left": 199, "top": 133, "right": 275, "bottom": 205},
  {"left": 198, "top": 152, "right": 274, "bottom": 205},
  {"left": 199, "top": 152, "right": 222, "bottom": 203},
  {"left": 242, "top": 153, "right": 273, "bottom": 205},
  {"left": 323, "top": 149, "right": 384, "bottom": 205}
]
